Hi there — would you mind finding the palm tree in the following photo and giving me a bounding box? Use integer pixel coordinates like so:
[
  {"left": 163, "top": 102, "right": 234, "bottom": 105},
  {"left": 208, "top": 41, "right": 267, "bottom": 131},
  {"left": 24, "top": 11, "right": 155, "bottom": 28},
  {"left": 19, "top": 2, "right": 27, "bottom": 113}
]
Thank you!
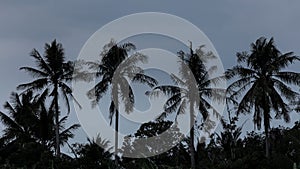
[
  {"left": 146, "top": 44, "right": 225, "bottom": 169},
  {"left": 0, "top": 91, "right": 42, "bottom": 144},
  {"left": 215, "top": 116, "right": 243, "bottom": 161},
  {"left": 75, "top": 135, "right": 115, "bottom": 168},
  {"left": 86, "top": 40, "right": 157, "bottom": 166},
  {"left": 225, "top": 37, "right": 300, "bottom": 158},
  {"left": 17, "top": 40, "right": 80, "bottom": 156},
  {"left": 0, "top": 91, "right": 79, "bottom": 152}
]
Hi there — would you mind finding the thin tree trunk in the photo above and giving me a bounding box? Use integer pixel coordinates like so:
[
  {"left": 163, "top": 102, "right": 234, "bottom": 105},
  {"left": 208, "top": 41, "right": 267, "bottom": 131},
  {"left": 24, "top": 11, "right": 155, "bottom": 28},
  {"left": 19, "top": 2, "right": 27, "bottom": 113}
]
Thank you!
[
  {"left": 188, "top": 43, "right": 196, "bottom": 169},
  {"left": 265, "top": 124, "right": 270, "bottom": 158},
  {"left": 115, "top": 109, "right": 119, "bottom": 167},
  {"left": 263, "top": 104, "right": 270, "bottom": 158},
  {"left": 54, "top": 84, "right": 60, "bottom": 157},
  {"left": 190, "top": 103, "right": 196, "bottom": 169},
  {"left": 190, "top": 126, "right": 196, "bottom": 169}
]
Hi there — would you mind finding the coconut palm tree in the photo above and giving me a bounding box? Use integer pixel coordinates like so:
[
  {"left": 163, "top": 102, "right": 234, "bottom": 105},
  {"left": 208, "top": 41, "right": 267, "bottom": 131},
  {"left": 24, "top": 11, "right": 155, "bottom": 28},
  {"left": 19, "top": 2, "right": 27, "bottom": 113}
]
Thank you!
[
  {"left": 225, "top": 37, "right": 300, "bottom": 158},
  {"left": 74, "top": 135, "right": 115, "bottom": 168},
  {"left": 17, "top": 40, "right": 80, "bottom": 156},
  {"left": 0, "top": 91, "right": 42, "bottom": 144},
  {"left": 86, "top": 40, "right": 157, "bottom": 166},
  {"left": 147, "top": 64, "right": 199, "bottom": 169},
  {"left": 146, "top": 44, "right": 225, "bottom": 169},
  {"left": 0, "top": 91, "right": 79, "bottom": 152}
]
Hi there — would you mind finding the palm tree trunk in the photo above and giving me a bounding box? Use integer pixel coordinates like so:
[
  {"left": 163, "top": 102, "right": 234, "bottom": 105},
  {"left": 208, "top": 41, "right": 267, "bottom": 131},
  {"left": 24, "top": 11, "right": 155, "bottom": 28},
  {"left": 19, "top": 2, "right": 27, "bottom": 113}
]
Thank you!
[
  {"left": 265, "top": 124, "right": 270, "bottom": 158},
  {"left": 189, "top": 103, "right": 196, "bottom": 169},
  {"left": 54, "top": 84, "right": 60, "bottom": 157},
  {"left": 115, "top": 109, "right": 119, "bottom": 166},
  {"left": 263, "top": 104, "right": 270, "bottom": 158},
  {"left": 190, "top": 126, "right": 196, "bottom": 169}
]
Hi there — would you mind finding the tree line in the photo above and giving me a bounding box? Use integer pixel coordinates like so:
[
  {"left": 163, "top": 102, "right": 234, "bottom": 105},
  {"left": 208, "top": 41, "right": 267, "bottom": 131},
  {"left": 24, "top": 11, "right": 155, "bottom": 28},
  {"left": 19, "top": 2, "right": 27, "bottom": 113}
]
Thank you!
[{"left": 0, "top": 37, "right": 299, "bottom": 169}]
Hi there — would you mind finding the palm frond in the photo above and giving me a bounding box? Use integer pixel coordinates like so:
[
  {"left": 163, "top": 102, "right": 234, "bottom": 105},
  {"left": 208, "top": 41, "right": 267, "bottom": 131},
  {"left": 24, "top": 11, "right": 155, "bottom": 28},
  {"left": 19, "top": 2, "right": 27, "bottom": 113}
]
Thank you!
[
  {"left": 236, "top": 51, "right": 248, "bottom": 63},
  {"left": 225, "top": 66, "right": 257, "bottom": 79},
  {"left": 19, "top": 66, "right": 48, "bottom": 78},
  {"left": 121, "top": 42, "right": 136, "bottom": 52},
  {"left": 164, "top": 93, "right": 182, "bottom": 113},
  {"left": 199, "top": 97, "right": 222, "bottom": 120},
  {"left": 87, "top": 77, "right": 110, "bottom": 105},
  {"left": 132, "top": 73, "right": 158, "bottom": 88},
  {"left": 152, "top": 85, "right": 181, "bottom": 97},
  {"left": 59, "top": 116, "right": 68, "bottom": 128},
  {"left": 60, "top": 85, "right": 71, "bottom": 114},
  {"left": 270, "top": 52, "right": 299, "bottom": 71},
  {"left": 123, "top": 52, "right": 147, "bottom": 66},
  {"left": 203, "top": 76, "right": 226, "bottom": 87},
  {"left": 176, "top": 99, "right": 187, "bottom": 116},
  {"left": 17, "top": 78, "right": 49, "bottom": 92},
  {"left": 60, "top": 82, "right": 82, "bottom": 111},
  {"left": 3, "top": 101, "right": 17, "bottom": 116},
  {"left": 34, "top": 89, "right": 48, "bottom": 106},
  {"left": 118, "top": 77, "right": 134, "bottom": 113},
  {"left": 268, "top": 87, "right": 290, "bottom": 122},
  {"left": 0, "top": 111, "right": 22, "bottom": 133},
  {"left": 155, "top": 111, "right": 168, "bottom": 121},
  {"left": 227, "top": 77, "right": 253, "bottom": 92},
  {"left": 273, "top": 71, "right": 300, "bottom": 85},
  {"left": 236, "top": 84, "right": 257, "bottom": 115},
  {"left": 273, "top": 79, "right": 299, "bottom": 101},
  {"left": 170, "top": 73, "right": 185, "bottom": 86},
  {"left": 227, "top": 79, "right": 254, "bottom": 101},
  {"left": 59, "top": 123, "right": 80, "bottom": 146},
  {"left": 30, "top": 49, "right": 52, "bottom": 75},
  {"left": 201, "top": 88, "right": 226, "bottom": 104}
]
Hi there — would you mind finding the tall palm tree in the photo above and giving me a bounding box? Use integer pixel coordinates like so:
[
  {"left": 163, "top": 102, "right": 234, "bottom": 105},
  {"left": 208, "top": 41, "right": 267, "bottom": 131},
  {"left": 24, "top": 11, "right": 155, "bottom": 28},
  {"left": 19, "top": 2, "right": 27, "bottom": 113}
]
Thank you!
[
  {"left": 17, "top": 40, "right": 80, "bottom": 156},
  {"left": 225, "top": 37, "right": 300, "bottom": 158},
  {"left": 86, "top": 40, "right": 157, "bottom": 166},
  {"left": 147, "top": 44, "right": 225, "bottom": 169}
]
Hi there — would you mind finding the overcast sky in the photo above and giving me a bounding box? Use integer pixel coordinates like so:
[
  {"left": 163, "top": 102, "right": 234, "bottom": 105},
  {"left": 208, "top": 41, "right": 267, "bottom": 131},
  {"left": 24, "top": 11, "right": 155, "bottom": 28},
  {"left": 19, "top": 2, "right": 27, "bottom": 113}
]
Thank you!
[{"left": 1, "top": 1, "right": 300, "bottom": 147}]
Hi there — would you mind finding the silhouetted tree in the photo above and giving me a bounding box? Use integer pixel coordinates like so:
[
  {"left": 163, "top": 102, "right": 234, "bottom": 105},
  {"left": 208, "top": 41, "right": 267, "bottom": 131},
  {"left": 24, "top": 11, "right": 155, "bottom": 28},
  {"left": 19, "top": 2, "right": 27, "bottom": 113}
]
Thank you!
[
  {"left": 73, "top": 135, "right": 115, "bottom": 169},
  {"left": 121, "top": 120, "right": 189, "bottom": 169},
  {"left": 147, "top": 44, "right": 225, "bottom": 169},
  {"left": 87, "top": 40, "right": 157, "bottom": 166},
  {"left": 215, "top": 116, "right": 243, "bottom": 161},
  {"left": 226, "top": 37, "right": 300, "bottom": 158},
  {"left": 0, "top": 91, "right": 79, "bottom": 168},
  {"left": 17, "top": 40, "right": 80, "bottom": 156}
]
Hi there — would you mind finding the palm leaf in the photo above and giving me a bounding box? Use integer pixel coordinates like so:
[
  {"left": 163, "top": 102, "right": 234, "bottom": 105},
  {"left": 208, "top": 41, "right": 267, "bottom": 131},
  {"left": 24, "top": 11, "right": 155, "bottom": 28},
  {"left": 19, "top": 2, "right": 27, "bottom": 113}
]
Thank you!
[
  {"left": 17, "top": 78, "right": 49, "bottom": 92},
  {"left": 273, "top": 79, "right": 299, "bottom": 101},
  {"left": 273, "top": 71, "right": 300, "bottom": 85},
  {"left": 19, "top": 66, "right": 48, "bottom": 78},
  {"left": 0, "top": 111, "right": 22, "bottom": 134},
  {"left": 30, "top": 49, "right": 52, "bottom": 75},
  {"left": 132, "top": 73, "right": 158, "bottom": 88}
]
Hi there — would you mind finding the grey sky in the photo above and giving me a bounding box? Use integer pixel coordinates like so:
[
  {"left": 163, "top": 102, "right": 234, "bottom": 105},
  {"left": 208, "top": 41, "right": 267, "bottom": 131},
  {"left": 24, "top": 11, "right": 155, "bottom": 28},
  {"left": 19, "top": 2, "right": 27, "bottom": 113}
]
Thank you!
[{"left": 1, "top": 1, "right": 300, "bottom": 149}]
